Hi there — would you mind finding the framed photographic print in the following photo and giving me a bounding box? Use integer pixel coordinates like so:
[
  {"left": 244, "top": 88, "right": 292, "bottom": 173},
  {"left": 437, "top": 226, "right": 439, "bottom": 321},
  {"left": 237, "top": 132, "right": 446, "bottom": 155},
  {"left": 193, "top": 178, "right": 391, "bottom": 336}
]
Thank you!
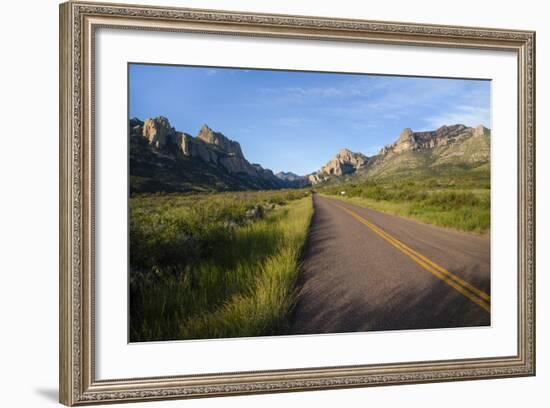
[{"left": 59, "top": 1, "right": 536, "bottom": 405}]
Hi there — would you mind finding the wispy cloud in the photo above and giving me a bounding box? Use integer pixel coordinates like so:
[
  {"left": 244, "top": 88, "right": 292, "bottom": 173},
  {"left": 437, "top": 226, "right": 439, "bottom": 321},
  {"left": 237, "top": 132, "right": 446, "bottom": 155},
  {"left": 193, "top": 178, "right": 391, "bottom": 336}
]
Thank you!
[
  {"left": 260, "top": 77, "right": 390, "bottom": 104},
  {"left": 421, "top": 84, "right": 491, "bottom": 129},
  {"left": 130, "top": 63, "right": 491, "bottom": 175},
  {"left": 253, "top": 76, "right": 491, "bottom": 155},
  {"left": 423, "top": 105, "right": 491, "bottom": 129}
]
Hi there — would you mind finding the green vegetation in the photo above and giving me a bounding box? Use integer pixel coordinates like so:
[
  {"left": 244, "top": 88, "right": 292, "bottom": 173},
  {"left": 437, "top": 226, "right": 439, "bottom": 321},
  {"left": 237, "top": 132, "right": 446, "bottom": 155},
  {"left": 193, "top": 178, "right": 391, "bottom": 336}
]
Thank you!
[
  {"left": 362, "top": 127, "right": 490, "bottom": 181},
  {"left": 320, "top": 170, "right": 490, "bottom": 234},
  {"left": 129, "top": 189, "right": 313, "bottom": 342}
]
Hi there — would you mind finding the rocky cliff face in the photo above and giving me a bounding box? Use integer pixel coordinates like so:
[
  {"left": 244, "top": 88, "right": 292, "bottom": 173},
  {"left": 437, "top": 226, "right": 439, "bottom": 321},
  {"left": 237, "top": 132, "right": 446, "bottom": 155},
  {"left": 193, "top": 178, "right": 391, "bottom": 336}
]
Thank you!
[
  {"left": 306, "top": 124, "right": 490, "bottom": 185},
  {"left": 130, "top": 116, "right": 490, "bottom": 192},
  {"left": 362, "top": 123, "right": 491, "bottom": 179},
  {"left": 379, "top": 124, "right": 489, "bottom": 158},
  {"left": 308, "top": 148, "right": 368, "bottom": 184},
  {"left": 196, "top": 125, "right": 244, "bottom": 157},
  {"left": 130, "top": 116, "right": 283, "bottom": 190},
  {"left": 142, "top": 117, "right": 177, "bottom": 150}
]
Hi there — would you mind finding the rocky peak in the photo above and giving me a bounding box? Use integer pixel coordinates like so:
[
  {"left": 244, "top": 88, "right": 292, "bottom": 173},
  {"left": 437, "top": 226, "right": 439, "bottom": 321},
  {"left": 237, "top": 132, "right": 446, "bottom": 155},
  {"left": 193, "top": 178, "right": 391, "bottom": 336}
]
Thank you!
[
  {"left": 337, "top": 148, "right": 352, "bottom": 156},
  {"left": 389, "top": 128, "right": 417, "bottom": 153},
  {"left": 335, "top": 148, "right": 368, "bottom": 165},
  {"left": 473, "top": 124, "right": 489, "bottom": 138},
  {"left": 129, "top": 117, "right": 144, "bottom": 128},
  {"left": 197, "top": 124, "right": 244, "bottom": 158},
  {"left": 131, "top": 117, "right": 287, "bottom": 188},
  {"left": 197, "top": 124, "right": 214, "bottom": 141},
  {"left": 129, "top": 117, "right": 144, "bottom": 138},
  {"left": 308, "top": 148, "right": 368, "bottom": 184},
  {"left": 397, "top": 128, "right": 414, "bottom": 143},
  {"left": 379, "top": 124, "right": 485, "bottom": 157},
  {"left": 190, "top": 124, "right": 281, "bottom": 180},
  {"left": 142, "top": 116, "right": 176, "bottom": 149}
]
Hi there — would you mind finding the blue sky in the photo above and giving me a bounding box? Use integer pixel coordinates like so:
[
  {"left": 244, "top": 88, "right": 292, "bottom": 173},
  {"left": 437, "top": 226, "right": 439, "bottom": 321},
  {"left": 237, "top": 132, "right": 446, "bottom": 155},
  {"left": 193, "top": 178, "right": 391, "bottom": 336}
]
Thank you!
[{"left": 129, "top": 63, "right": 491, "bottom": 175}]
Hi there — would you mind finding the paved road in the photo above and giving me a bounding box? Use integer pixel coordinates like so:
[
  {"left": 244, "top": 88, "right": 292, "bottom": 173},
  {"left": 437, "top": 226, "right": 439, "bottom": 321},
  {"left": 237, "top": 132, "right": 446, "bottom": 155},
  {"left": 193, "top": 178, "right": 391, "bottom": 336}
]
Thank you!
[{"left": 290, "top": 194, "right": 491, "bottom": 334}]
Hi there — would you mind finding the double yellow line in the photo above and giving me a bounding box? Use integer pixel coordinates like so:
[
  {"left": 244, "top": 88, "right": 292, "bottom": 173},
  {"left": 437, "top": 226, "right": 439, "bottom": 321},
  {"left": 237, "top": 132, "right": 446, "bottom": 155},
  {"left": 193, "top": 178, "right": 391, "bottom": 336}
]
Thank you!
[{"left": 333, "top": 203, "right": 491, "bottom": 313}]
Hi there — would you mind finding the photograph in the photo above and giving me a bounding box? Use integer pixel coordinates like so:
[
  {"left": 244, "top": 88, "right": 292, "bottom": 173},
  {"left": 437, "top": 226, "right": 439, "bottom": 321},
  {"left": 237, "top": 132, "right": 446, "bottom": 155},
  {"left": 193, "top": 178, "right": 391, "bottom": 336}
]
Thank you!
[
  {"left": 128, "top": 63, "right": 492, "bottom": 342},
  {"left": 57, "top": 2, "right": 536, "bottom": 404}
]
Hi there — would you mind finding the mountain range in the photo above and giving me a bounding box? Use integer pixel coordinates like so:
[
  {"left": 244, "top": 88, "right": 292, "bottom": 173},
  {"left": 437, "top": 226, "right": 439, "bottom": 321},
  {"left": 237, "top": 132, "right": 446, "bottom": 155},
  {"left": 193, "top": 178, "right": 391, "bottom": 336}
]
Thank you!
[
  {"left": 307, "top": 123, "right": 490, "bottom": 184},
  {"left": 130, "top": 117, "right": 304, "bottom": 193},
  {"left": 129, "top": 116, "right": 490, "bottom": 193}
]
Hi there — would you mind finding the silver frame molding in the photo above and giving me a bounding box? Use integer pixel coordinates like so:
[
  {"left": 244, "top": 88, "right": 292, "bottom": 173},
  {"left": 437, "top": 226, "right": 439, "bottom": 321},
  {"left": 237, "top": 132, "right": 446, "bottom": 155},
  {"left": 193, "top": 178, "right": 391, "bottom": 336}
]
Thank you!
[{"left": 59, "top": 1, "right": 536, "bottom": 405}]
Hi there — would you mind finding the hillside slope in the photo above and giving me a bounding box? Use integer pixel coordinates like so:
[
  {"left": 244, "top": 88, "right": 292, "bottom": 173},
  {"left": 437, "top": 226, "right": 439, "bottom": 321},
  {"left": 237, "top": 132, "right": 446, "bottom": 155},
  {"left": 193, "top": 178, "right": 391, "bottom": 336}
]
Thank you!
[{"left": 130, "top": 117, "right": 287, "bottom": 193}]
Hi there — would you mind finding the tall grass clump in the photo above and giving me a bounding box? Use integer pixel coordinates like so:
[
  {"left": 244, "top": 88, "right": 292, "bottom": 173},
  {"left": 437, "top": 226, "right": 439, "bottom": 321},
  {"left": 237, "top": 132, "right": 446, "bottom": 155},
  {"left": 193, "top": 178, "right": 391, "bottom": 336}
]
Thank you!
[
  {"left": 129, "top": 189, "right": 313, "bottom": 342},
  {"left": 321, "top": 176, "right": 490, "bottom": 233}
]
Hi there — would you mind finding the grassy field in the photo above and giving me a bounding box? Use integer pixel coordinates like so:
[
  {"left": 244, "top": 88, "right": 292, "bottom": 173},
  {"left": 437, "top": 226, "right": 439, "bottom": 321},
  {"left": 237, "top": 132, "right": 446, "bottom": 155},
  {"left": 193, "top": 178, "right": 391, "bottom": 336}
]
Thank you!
[
  {"left": 129, "top": 189, "right": 313, "bottom": 342},
  {"left": 320, "top": 173, "right": 490, "bottom": 234}
]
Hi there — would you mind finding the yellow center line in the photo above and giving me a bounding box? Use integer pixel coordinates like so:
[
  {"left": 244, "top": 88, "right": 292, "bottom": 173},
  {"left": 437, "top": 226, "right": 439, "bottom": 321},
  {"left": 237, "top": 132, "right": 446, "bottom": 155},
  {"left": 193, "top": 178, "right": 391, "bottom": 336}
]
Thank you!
[
  {"left": 338, "top": 204, "right": 490, "bottom": 302},
  {"left": 331, "top": 202, "right": 491, "bottom": 313}
]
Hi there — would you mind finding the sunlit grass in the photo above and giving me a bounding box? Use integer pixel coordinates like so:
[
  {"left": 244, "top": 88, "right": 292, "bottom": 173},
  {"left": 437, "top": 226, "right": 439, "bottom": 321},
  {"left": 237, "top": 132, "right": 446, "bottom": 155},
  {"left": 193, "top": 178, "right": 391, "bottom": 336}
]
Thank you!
[
  {"left": 129, "top": 191, "right": 313, "bottom": 342},
  {"left": 320, "top": 178, "right": 490, "bottom": 234}
]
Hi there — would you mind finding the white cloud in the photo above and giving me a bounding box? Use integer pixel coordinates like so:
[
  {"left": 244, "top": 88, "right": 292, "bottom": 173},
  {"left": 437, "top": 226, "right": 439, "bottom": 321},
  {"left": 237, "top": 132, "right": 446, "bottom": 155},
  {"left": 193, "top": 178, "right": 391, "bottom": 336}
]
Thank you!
[
  {"left": 260, "top": 77, "right": 390, "bottom": 104},
  {"left": 254, "top": 74, "right": 491, "bottom": 133},
  {"left": 423, "top": 105, "right": 491, "bottom": 129}
]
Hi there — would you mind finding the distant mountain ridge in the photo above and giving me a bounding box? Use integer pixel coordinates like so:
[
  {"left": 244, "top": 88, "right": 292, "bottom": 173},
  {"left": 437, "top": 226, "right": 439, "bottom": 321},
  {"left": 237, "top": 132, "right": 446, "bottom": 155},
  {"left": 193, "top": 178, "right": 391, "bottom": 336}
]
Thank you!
[
  {"left": 129, "top": 116, "right": 490, "bottom": 192},
  {"left": 378, "top": 124, "right": 488, "bottom": 156},
  {"left": 308, "top": 148, "right": 368, "bottom": 185},
  {"left": 130, "top": 117, "right": 287, "bottom": 193},
  {"left": 307, "top": 124, "right": 490, "bottom": 185},
  {"left": 275, "top": 171, "right": 310, "bottom": 188},
  {"left": 275, "top": 171, "right": 302, "bottom": 181},
  {"left": 364, "top": 123, "right": 491, "bottom": 180}
]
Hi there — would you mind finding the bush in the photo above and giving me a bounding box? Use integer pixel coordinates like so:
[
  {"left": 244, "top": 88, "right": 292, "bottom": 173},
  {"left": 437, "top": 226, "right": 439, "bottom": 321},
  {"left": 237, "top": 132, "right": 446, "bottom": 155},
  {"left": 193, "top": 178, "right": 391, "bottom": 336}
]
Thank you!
[{"left": 424, "top": 191, "right": 480, "bottom": 209}]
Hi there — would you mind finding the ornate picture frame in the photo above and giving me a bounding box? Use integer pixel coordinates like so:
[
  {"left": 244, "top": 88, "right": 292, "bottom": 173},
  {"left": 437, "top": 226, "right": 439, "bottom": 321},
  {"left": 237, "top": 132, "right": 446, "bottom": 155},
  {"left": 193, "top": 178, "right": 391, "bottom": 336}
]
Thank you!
[{"left": 59, "top": 1, "right": 535, "bottom": 405}]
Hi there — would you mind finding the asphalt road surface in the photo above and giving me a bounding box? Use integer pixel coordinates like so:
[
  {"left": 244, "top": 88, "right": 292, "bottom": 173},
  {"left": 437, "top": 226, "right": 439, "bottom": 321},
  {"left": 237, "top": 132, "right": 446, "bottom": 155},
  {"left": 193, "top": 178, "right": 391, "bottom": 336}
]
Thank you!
[{"left": 290, "top": 194, "right": 491, "bottom": 334}]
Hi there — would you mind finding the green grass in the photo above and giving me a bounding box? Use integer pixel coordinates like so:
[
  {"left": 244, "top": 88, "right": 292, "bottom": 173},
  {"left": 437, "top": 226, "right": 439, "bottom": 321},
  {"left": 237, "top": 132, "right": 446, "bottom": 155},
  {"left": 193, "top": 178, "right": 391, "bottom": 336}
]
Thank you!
[
  {"left": 129, "top": 189, "right": 313, "bottom": 342},
  {"left": 320, "top": 176, "right": 490, "bottom": 234}
]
